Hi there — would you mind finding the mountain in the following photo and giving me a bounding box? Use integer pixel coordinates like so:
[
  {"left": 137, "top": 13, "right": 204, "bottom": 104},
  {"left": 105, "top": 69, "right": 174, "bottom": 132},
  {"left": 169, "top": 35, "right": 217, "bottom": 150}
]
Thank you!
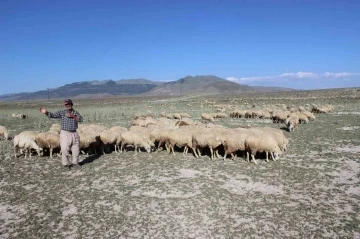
[
  {"left": 0, "top": 79, "right": 162, "bottom": 101},
  {"left": 143, "top": 75, "right": 293, "bottom": 95},
  {"left": 0, "top": 76, "right": 295, "bottom": 101}
]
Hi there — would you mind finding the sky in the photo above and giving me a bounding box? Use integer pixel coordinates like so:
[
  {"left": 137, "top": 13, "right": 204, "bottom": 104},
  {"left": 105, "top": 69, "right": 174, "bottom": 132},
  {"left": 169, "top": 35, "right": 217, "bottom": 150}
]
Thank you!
[{"left": 1, "top": 0, "right": 360, "bottom": 95}]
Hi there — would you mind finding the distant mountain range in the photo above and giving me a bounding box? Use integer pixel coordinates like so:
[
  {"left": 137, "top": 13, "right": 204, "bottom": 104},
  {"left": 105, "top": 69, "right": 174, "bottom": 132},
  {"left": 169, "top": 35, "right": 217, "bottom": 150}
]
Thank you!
[{"left": 0, "top": 75, "right": 295, "bottom": 101}]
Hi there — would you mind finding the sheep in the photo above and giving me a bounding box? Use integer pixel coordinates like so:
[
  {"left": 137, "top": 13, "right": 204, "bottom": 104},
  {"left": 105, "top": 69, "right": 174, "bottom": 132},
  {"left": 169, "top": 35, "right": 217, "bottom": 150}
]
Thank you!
[
  {"left": 78, "top": 132, "right": 101, "bottom": 155},
  {"left": 12, "top": 113, "right": 27, "bottom": 119},
  {"left": 244, "top": 132, "right": 283, "bottom": 164},
  {"left": 119, "top": 131, "right": 154, "bottom": 154},
  {"left": 19, "top": 131, "right": 41, "bottom": 140},
  {"left": 166, "top": 128, "right": 194, "bottom": 155},
  {"left": 286, "top": 116, "right": 299, "bottom": 132},
  {"left": 223, "top": 128, "right": 251, "bottom": 161},
  {"left": 288, "top": 112, "right": 308, "bottom": 124},
  {"left": 132, "top": 117, "right": 156, "bottom": 127},
  {"left": 201, "top": 113, "right": 215, "bottom": 122},
  {"left": 0, "top": 126, "right": 9, "bottom": 140},
  {"left": 302, "top": 111, "right": 316, "bottom": 121},
  {"left": 35, "top": 132, "right": 60, "bottom": 158},
  {"left": 173, "top": 113, "right": 182, "bottom": 120},
  {"left": 160, "top": 112, "right": 167, "bottom": 117},
  {"left": 214, "top": 112, "right": 228, "bottom": 118},
  {"left": 192, "top": 128, "right": 225, "bottom": 159},
  {"left": 272, "top": 111, "right": 290, "bottom": 123},
  {"left": 179, "top": 113, "right": 191, "bottom": 118},
  {"left": 99, "top": 130, "right": 122, "bottom": 154},
  {"left": 259, "top": 127, "right": 289, "bottom": 152},
  {"left": 49, "top": 124, "right": 61, "bottom": 134},
  {"left": 13, "top": 135, "right": 43, "bottom": 158}
]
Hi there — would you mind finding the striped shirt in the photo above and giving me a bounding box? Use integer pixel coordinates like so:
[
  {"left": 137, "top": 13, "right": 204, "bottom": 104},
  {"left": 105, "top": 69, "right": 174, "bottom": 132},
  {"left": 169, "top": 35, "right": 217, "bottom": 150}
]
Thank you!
[{"left": 47, "top": 109, "right": 83, "bottom": 132}]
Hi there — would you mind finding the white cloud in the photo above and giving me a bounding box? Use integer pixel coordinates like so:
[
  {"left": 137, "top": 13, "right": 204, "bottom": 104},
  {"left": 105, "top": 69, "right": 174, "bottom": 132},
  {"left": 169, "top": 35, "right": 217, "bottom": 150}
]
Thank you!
[{"left": 227, "top": 72, "right": 360, "bottom": 83}]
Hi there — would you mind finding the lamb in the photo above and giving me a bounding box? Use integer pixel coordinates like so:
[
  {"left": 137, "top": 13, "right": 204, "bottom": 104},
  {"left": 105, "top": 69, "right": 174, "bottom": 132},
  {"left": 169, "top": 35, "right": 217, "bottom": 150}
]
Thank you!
[
  {"left": 35, "top": 132, "right": 60, "bottom": 158},
  {"left": 13, "top": 135, "right": 43, "bottom": 158},
  {"left": 119, "top": 131, "right": 154, "bottom": 154},
  {"left": 201, "top": 113, "right": 215, "bottom": 122},
  {"left": 286, "top": 116, "right": 299, "bottom": 132},
  {"left": 0, "top": 126, "right": 9, "bottom": 140},
  {"left": 244, "top": 132, "right": 283, "bottom": 164}
]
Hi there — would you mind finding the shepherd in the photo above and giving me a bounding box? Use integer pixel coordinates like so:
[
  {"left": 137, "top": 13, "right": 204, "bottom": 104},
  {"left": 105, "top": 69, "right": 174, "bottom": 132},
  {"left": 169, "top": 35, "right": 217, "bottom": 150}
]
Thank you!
[{"left": 39, "top": 99, "right": 83, "bottom": 170}]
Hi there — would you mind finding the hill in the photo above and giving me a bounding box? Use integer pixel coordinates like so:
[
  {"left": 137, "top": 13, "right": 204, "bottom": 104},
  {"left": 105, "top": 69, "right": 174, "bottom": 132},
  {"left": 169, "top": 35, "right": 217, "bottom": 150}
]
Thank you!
[{"left": 0, "top": 76, "right": 295, "bottom": 101}]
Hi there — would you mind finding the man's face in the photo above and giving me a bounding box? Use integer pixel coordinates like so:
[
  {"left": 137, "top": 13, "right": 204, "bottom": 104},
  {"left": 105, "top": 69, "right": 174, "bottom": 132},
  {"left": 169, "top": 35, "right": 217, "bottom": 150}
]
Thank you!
[{"left": 65, "top": 104, "right": 73, "bottom": 111}]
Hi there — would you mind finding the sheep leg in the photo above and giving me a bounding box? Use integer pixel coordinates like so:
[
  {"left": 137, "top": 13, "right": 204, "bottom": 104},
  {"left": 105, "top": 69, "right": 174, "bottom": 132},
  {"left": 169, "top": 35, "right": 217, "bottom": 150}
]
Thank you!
[
  {"left": 223, "top": 151, "right": 227, "bottom": 160},
  {"left": 197, "top": 148, "right": 201, "bottom": 157},
  {"left": 134, "top": 146, "right": 138, "bottom": 155},
  {"left": 14, "top": 147, "right": 17, "bottom": 158},
  {"left": 114, "top": 145, "right": 118, "bottom": 153},
  {"left": 171, "top": 145, "right": 175, "bottom": 155},
  {"left": 265, "top": 152, "right": 269, "bottom": 162},
  {"left": 192, "top": 147, "right": 199, "bottom": 158},
  {"left": 231, "top": 153, "right": 235, "bottom": 160},
  {"left": 183, "top": 146, "right": 188, "bottom": 155},
  {"left": 209, "top": 148, "right": 214, "bottom": 160},
  {"left": 50, "top": 148, "right": 53, "bottom": 158},
  {"left": 246, "top": 152, "right": 250, "bottom": 162},
  {"left": 271, "top": 152, "right": 277, "bottom": 161},
  {"left": 120, "top": 143, "right": 124, "bottom": 153},
  {"left": 251, "top": 154, "right": 258, "bottom": 165},
  {"left": 215, "top": 150, "right": 220, "bottom": 159}
]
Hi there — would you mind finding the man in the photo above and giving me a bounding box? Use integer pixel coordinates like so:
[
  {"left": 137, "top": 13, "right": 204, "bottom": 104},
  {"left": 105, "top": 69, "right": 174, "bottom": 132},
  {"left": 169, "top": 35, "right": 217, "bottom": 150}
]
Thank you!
[{"left": 39, "top": 99, "right": 83, "bottom": 170}]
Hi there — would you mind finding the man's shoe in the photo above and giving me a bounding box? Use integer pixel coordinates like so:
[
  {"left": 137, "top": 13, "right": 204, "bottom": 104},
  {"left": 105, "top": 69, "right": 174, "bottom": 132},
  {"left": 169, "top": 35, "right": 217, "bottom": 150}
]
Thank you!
[
  {"left": 63, "top": 165, "right": 71, "bottom": 172},
  {"left": 72, "top": 164, "right": 82, "bottom": 170}
]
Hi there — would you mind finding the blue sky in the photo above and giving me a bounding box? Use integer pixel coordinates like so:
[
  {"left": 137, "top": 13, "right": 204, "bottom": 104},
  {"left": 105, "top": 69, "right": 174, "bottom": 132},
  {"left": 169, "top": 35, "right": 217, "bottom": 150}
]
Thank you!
[{"left": 1, "top": 0, "right": 359, "bottom": 94}]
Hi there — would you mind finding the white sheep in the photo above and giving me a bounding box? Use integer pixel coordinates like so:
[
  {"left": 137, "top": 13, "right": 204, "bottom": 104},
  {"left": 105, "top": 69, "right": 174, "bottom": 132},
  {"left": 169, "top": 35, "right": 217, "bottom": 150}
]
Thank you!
[
  {"left": 19, "top": 131, "right": 41, "bottom": 140},
  {"left": 192, "top": 128, "right": 225, "bottom": 159},
  {"left": 173, "top": 113, "right": 182, "bottom": 120},
  {"left": 0, "top": 126, "right": 9, "bottom": 140},
  {"left": 223, "top": 128, "right": 252, "bottom": 161},
  {"left": 166, "top": 128, "right": 194, "bottom": 155},
  {"left": 119, "top": 131, "right": 154, "bottom": 154},
  {"left": 286, "top": 116, "right": 299, "bottom": 132},
  {"left": 13, "top": 135, "right": 43, "bottom": 158},
  {"left": 201, "top": 113, "right": 215, "bottom": 122},
  {"left": 244, "top": 132, "right": 283, "bottom": 164},
  {"left": 179, "top": 113, "right": 191, "bottom": 118},
  {"left": 259, "top": 127, "right": 289, "bottom": 152},
  {"left": 35, "top": 132, "right": 60, "bottom": 158},
  {"left": 78, "top": 132, "right": 101, "bottom": 155},
  {"left": 99, "top": 129, "right": 122, "bottom": 154}
]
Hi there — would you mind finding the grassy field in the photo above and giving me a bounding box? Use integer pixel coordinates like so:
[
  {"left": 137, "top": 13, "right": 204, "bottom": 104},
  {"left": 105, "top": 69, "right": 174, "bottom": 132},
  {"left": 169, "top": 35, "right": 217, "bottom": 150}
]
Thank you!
[{"left": 0, "top": 89, "right": 360, "bottom": 238}]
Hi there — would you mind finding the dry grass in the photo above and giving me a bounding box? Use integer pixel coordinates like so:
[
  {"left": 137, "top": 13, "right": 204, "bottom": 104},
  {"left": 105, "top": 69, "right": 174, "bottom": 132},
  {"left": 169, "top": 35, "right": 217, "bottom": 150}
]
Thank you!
[{"left": 0, "top": 89, "right": 359, "bottom": 238}]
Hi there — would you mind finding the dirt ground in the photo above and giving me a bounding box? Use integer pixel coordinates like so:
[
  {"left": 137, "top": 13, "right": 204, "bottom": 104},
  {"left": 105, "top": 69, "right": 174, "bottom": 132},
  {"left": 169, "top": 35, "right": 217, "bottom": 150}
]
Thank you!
[{"left": 0, "top": 94, "right": 359, "bottom": 238}]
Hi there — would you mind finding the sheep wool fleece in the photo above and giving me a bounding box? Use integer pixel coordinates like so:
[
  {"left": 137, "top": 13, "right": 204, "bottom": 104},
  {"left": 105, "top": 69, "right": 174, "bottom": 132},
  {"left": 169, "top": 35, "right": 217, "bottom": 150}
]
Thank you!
[{"left": 60, "top": 130, "right": 80, "bottom": 166}]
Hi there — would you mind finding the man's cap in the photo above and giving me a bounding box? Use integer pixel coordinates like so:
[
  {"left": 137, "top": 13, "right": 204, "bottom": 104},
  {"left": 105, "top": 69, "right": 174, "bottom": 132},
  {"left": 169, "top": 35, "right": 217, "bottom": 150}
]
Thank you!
[{"left": 64, "top": 99, "right": 73, "bottom": 105}]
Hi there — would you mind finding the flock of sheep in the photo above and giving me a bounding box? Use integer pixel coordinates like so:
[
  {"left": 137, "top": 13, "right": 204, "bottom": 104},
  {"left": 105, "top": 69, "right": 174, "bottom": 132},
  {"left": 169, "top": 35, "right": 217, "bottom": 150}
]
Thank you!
[{"left": 0, "top": 103, "right": 334, "bottom": 164}]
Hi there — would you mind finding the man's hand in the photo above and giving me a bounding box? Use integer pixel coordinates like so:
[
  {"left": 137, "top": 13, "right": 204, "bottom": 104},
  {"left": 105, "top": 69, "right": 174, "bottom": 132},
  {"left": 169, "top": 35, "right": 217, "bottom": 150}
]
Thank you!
[
  {"left": 67, "top": 112, "right": 79, "bottom": 121},
  {"left": 39, "top": 107, "right": 47, "bottom": 114}
]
